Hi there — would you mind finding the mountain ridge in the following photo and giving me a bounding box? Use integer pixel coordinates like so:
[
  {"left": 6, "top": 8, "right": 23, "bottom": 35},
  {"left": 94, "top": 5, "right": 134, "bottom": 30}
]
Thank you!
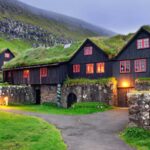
[{"left": 0, "top": 0, "right": 115, "bottom": 47}]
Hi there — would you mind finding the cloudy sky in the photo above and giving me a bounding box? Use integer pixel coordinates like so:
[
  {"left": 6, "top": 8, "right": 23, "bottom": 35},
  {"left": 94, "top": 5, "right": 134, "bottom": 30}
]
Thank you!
[{"left": 19, "top": 0, "right": 150, "bottom": 34}]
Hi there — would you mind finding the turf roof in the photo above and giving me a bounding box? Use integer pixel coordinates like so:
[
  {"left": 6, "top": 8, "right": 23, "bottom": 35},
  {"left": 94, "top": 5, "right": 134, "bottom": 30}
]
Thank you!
[
  {"left": 4, "top": 34, "right": 134, "bottom": 69},
  {"left": 142, "top": 25, "right": 150, "bottom": 33}
]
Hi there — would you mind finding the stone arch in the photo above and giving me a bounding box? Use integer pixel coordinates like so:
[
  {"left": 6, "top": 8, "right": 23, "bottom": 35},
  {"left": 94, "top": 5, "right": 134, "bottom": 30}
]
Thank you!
[{"left": 67, "top": 93, "right": 77, "bottom": 108}]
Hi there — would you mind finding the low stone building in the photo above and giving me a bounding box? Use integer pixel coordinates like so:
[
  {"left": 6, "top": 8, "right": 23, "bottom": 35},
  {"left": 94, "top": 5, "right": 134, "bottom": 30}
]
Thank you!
[{"left": 40, "top": 78, "right": 117, "bottom": 108}]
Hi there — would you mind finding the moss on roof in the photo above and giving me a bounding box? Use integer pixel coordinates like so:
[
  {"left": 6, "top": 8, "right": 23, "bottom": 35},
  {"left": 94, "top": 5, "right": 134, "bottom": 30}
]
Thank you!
[
  {"left": 4, "top": 34, "right": 133, "bottom": 69},
  {"left": 142, "top": 25, "right": 150, "bottom": 33}
]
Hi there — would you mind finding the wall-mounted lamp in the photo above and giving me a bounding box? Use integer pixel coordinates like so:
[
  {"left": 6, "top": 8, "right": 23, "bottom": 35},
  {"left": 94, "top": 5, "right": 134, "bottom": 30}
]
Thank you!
[
  {"left": 122, "top": 81, "right": 130, "bottom": 88},
  {"left": 4, "top": 97, "right": 9, "bottom": 106}
]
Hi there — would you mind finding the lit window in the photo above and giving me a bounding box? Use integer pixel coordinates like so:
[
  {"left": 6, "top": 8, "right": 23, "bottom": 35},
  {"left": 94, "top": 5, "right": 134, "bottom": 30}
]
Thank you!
[
  {"left": 5, "top": 53, "right": 10, "bottom": 58},
  {"left": 40, "top": 68, "right": 48, "bottom": 77},
  {"left": 134, "top": 59, "right": 146, "bottom": 72},
  {"left": 86, "top": 64, "right": 94, "bottom": 74},
  {"left": 120, "top": 61, "right": 130, "bottom": 73},
  {"left": 23, "top": 70, "right": 30, "bottom": 78},
  {"left": 137, "top": 38, "right": 150, "bottom": 49},
  {"left": 84, "top": 46, "right": 93, "bottom": 55},
  {"left": 96, "top": 63, "right": 105, "bottom": 73},
  {"left": 73, "top": 64, "right": 80, "bottom": 73}
]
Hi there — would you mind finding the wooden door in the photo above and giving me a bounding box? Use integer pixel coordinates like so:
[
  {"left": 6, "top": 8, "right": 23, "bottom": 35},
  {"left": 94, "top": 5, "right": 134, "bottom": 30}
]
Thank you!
[
  {"left": 35, "top": 89, "right": 41, "bottom": 104},
  {"left": 118, "top": 88, "right": 134, "bottom": 107}
]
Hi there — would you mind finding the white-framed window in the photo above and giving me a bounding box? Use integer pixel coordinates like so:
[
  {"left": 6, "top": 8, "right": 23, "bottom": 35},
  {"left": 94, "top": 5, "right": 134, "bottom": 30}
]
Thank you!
[
  {"left": 5, "top": 53, "right": 10, "bottom": 58},
  {"left": 137, "top": 38, "right": 150, "bottom": 49}
]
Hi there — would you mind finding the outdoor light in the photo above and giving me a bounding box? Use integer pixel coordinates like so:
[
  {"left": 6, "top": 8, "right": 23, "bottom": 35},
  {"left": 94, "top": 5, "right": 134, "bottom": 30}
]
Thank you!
[
  {"left": 122, "top": 81, "right": 129, "bottom": 88},
  {"left": 4, "top": 97, "right": 9, "bottom": 106}
]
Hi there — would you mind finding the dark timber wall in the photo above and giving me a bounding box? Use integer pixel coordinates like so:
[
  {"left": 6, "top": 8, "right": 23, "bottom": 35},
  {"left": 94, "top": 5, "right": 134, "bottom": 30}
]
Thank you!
[
  {"left": 0, "top": 49, "right": 14, "bottom": 71},
  {"left": 4, "top": 64, "right": 68, "bottom": 85},
  {"left": 68, "top": 39, "right": 112, "bottom": 79},
  {"left": 113, "top": 29, "right": 150, "bottom": 88}
]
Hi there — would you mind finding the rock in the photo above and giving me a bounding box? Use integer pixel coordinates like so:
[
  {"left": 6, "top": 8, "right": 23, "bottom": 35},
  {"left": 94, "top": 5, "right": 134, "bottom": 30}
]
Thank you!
[
  {"left": 0, "top": 18, "right": 72, "bottom": 47},
  {"left": 128, "top": 92, "right": 150, "bottom": 129}
]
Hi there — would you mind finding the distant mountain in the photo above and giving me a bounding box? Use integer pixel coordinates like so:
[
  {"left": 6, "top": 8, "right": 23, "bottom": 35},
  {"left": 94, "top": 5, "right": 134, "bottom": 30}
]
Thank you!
[{"left": 0, "top": 0, "right": 115, "bottom": 47}]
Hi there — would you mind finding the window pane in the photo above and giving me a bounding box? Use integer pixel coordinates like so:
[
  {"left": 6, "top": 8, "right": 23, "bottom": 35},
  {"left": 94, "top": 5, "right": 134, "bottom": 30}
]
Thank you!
[
  {"left": 134, "top": 59, "right": 146, "bottom": 72},
  {"left": 137, "top": 38, "right": 150, "bottom": 49},
  {"left": 84, "top": 47, "right": 93, "bottom": 55},
  {"left": 73, "top": 64, "right": 80, "bottom": 73},
  {"left": 120, "top": 61, "right": 130, "bottom": 73},
  {"left": 86, "top": 64, "right": 94, "bottom": 74},
  {"left": 23, "top": 70, "right": 30, "bottom": 78},
  {"left": 97, "top": 63, "right": 105, "bottom": 73},
  {"left": 5, "top": 53, "right": 10, "bottom": 58},
  {"left": 40, "top": 68, "right": 48, "bottom": 77}
]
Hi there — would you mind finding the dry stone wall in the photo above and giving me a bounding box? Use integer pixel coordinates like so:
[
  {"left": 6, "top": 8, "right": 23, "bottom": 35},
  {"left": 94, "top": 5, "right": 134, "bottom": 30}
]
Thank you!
[
  {"left": 61, "top": 83, "right": 117, "bottom": 108},
  {"left": 0, "top": 85, "right": 35, "bottom": 105},
  {"left": 128, "top": 92, "right": 150, "bottom": 129},
  {"left": 40, "top": 85, "right": 57, "bottom": 104}
]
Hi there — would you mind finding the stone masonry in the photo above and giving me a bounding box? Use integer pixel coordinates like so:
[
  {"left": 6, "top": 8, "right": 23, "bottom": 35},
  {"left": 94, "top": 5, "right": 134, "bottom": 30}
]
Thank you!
[
  {"left": 0, "top": 85, "right": 35, "bottom": 105},
  {"left": 40, "top": 85, "right": 57, "bottom": 104},
  {"left": 61, "top": 83, "right": 117, "bottom": 108},
  {"left": 128, "top": 92, "right": 150, "bottom": 129}
]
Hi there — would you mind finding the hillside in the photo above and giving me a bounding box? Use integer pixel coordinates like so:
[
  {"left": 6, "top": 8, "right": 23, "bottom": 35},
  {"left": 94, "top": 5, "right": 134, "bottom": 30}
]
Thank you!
[
  {"left": 0, "top": 36, "right": 32, "bottom": 55},
  {"left": 0, "top": 0, "right": 115, "bottom": 48},
  {"left": 4, "top": 33, "right": 134, "bottom": 69}
]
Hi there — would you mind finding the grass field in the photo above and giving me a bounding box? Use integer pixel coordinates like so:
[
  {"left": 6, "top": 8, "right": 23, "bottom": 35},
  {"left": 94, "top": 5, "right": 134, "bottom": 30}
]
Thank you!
[
  {"left": 0, "top": 111, "right": 66, "bottom": 150},
  {"left": 121, "top": 127, "right": 150, "bottom": 150},
  {"left": 0, "top": 37, "right": 32, "bottom": 55},
  {"left": 3, "top": 102, "right": 112, "bottom": 115}
]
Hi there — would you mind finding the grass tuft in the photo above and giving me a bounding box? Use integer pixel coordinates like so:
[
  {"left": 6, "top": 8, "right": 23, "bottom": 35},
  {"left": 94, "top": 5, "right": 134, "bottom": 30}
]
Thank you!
[
  {"left": 121, "top": 127, "right": 150, "bottom": 150},
  {"left": 3, "top": 102, "right": 112, "bottom": 115}
]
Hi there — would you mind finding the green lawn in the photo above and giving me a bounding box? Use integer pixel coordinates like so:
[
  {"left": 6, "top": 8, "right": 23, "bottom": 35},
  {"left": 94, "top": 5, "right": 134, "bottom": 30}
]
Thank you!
[
  {"left": 0, "top": 111, "right": 66, "bottom": 150},
  {"left": 4, "top": 102, "right": 112, "bottom": 115},
  {"left": 121, "top": 127, "right": 150, "bottom": 150}
]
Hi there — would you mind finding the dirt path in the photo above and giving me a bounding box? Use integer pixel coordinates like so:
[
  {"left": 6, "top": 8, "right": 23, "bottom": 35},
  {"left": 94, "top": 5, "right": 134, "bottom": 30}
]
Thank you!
[{"left": 1, "top": 108, "right": 134, "bottom": 150}]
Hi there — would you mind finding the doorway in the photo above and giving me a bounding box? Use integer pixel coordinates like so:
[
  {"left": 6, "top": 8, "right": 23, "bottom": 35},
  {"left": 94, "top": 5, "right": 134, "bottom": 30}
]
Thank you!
[
  {"left": 35, "top": 88, "right": 41, "bottom": 104},
  {"left": 67, "top": 93, "right": 77, "bottom": 108},
  {"left": 117, "top": 88, "right": 134, "bottom": 107}
]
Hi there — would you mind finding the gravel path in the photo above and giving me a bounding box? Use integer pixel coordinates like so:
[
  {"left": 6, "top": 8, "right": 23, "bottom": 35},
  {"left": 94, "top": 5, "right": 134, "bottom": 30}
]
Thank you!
[{"left": 1, "top": 108, "right": 134, "bottom": 150}]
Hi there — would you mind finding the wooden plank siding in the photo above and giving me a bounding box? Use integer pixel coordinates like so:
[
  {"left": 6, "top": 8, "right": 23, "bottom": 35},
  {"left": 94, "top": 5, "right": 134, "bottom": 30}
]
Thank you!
[
  {"left": 113, "top": 29, "right": 150, "bottom": 88},
  {"left": 0, "top": 49, "right": 14, "bottom": 71},
  {"left": 4, "top": 64, "right": 68, "bottom": 85},
  {"left": 68, "top": 39, "right": 112, "bottom": 79}
]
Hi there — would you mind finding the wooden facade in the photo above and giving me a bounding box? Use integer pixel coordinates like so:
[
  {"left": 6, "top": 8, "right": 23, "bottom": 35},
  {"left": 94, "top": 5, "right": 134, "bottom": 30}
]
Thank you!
[
  {"left": 113, "top": 28, "right": 150, "bottom": 106},
  {"left": 3, "top": 27, "right": 150, "bottom": 107},
  {"left": 68, "top": 39, "right": 112, "bottom": 79},
  {"left": 0, "top": 49, "right": 14, "bottom": 71},
  {"left": 113, "top": 28, "right": 150, "bottom": 88},
  {"left": 4, "top": 63, "right": 68, "bottom": 85}
]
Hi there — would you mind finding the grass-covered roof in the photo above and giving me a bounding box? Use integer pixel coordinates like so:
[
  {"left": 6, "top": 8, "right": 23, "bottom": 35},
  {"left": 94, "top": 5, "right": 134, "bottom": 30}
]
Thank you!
[
  {"left": 4, "top": 34, "right": 133, "bottom": 69},
  {"left": 142, "top": 25, "right": 150, "bottom": 33}
]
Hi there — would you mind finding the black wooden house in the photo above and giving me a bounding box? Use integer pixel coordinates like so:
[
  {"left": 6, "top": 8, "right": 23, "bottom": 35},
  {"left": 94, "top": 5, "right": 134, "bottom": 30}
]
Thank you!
[
  {"left": 3, "top": 25, "right": 150, "bottom": 107},
  {"left": 0, "top": 48, "right": 14, "bottom": 71},
  {"left": 113, "top": 26, "right": 150, "bottom": 106}
]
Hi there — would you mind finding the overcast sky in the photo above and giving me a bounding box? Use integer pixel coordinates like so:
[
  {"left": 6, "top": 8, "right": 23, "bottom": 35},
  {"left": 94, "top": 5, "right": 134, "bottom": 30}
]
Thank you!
[{"left": 19, "top": 0, "right": 150, "bottom": 34}]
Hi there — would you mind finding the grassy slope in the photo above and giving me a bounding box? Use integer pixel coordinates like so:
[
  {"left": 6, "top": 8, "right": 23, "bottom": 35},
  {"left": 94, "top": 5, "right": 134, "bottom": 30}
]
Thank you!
[
  {"left": 4, "top": 34, "right": 133, "bottom": 69},
  {"left": 0, "top": 36, "right": 32, "bottom": 55},
  {"left": 0, "top": 111, "right": 66, "bottom": 150},
  {"left": 121, "top": 127, "right": 150, "bottom": 150},
  {"left": 3, "top": 102, "right": 112, "bottom": 115},
  {"left": 0, "top": 4, "right": 96, "bottom": 41}
]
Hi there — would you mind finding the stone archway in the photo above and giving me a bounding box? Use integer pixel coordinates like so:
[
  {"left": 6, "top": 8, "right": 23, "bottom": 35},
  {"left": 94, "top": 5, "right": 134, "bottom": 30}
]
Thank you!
[{"left": 67, "top": 93, "right": 77, "bottom": 108}]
